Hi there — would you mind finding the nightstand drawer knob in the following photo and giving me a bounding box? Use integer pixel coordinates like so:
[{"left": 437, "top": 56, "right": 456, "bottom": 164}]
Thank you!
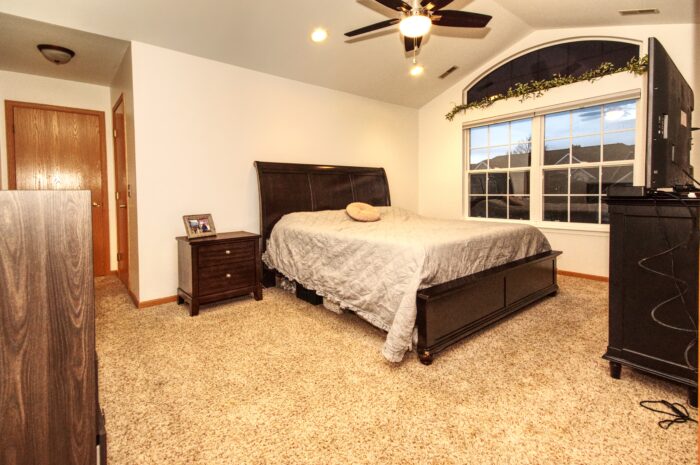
[
  {"left": 225, "top": 250, "right": 231, "bottom": 254},
  {"left": 225, "top": 273, "right": 231, "bottom": 278}
]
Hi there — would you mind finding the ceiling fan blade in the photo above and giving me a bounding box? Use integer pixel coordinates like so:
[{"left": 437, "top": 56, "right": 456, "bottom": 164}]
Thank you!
[
  {"left": 374, "top": 0, "right": 412, "bottom": 12},
  {"left": 404, "top": 35, "right": 423, "bottom": 52},
  {"left": 431, "top": 10, "right": 492, "bottom": 28},
  {"left": 345, "top": 18, "right": 400, "bottom": 37},
  {"left": 421, "top": 0, "right": 454, "bottom": 11}
]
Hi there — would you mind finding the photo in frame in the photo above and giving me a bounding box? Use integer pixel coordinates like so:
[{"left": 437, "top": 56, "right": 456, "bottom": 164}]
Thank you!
[{"left": 183, "top": 214, "right": 216, "bottom": 239}]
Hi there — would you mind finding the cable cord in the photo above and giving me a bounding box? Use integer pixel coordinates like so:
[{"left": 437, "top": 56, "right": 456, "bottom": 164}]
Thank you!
[
  {"left": 635, "top": 191, "right": 698, "bottom": 372},
  {"left": 680, "top": 167, "right": 700, "bottom": 188},
  {"left": 639, "top": 400, "right": 697, "bottom": 429}
]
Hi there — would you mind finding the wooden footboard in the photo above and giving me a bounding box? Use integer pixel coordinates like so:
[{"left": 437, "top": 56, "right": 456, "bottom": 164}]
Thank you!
[{"left": 415, "top": 251, "right": 561, "bottom": 364}]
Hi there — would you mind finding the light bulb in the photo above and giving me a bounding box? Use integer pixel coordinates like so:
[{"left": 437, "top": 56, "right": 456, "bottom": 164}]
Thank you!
[
  {"left": 311, "top": 28, "right": 328, "bottom": 43},
  {"left": 399, "top": 15, "right": 432, "bottom": 38},
  {"left": 410, "top": 63, "right": 425, "bottom": 77}
]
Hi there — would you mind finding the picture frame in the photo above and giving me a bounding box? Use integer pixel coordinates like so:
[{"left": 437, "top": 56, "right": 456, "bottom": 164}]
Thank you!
[{"left": 183, "top": 214, "right": 217, "bottom": 239}]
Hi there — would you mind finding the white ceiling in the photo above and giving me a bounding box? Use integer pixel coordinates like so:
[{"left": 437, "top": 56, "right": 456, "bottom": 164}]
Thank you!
[
  {"left": 0, "top": 14, "right": 128, "bottom": 86},
  {"left": 0, "top": 0, "right": 696, "bottom": 108},
  {"left": 495, "top": 0, "right": 700, "bottom": 28}
]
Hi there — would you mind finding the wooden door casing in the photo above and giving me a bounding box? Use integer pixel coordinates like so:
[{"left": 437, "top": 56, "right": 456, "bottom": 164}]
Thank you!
[
  {"left": 4, "top": 100, "right": 110, "bottom": 276},
  {"left": 112, "top": 94, "right": 129, "bottom": 288}
]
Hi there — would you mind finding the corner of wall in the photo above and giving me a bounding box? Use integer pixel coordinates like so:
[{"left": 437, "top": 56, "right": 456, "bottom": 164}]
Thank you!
[{"left": 110, "top": 43, "right": 140, "bottom": 300}]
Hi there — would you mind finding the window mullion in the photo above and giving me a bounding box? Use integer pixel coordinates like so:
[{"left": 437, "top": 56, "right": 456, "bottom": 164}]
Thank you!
[{"left": 530, "top": 116, "right": 544, "bottom": 222}]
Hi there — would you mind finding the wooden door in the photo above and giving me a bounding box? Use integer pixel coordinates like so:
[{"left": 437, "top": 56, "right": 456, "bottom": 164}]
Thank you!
[
  {"left": 5, "top": 101, "right": 109, "bottom": 276},
  {"left": 112, "top": 95, "right": 129, "bottom": 287}
]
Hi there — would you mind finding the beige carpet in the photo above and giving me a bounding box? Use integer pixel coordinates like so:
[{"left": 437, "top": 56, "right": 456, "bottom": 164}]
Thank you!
[{"left": 95, "top": 276, "right": 697, "bottom": 465}]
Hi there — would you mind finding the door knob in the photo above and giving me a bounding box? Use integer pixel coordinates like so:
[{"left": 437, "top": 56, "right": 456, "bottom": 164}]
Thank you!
[
  {"left": 92, "top": 202, "right": 101, "bottom": 207},
  {"left": 225, "top": 273, "right": 231, "bottom": 278},
  {"left": 119, "top": 204, "right": 127, "bottom": 209}
]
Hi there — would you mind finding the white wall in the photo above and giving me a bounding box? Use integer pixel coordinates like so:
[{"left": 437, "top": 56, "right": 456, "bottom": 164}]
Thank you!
[
  {"left": 129, "top": 42, "right": 419, "bottom": 301},
  {"left": 418, "top": 24, "right": 699, "bottom": 277},
  {"left": 0, "top": 70, "right": 118, "bottom": 270}
]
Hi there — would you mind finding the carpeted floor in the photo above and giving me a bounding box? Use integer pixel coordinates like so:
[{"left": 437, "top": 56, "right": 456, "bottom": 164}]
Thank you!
[{"left": 95, "top": 275, "right": 697, "bottom": 465}]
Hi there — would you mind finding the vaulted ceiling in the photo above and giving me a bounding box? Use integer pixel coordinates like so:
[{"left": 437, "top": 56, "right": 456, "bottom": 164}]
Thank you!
[{"left": 0, "top": 0, "right": 696, "bottom": 108}]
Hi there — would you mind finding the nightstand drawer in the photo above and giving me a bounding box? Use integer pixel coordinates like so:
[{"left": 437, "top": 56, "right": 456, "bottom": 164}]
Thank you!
[
  {"left": 199, "top": 261, "right": 256, "bottom": 296},
  {"left": 198, "top": 241, "right": 254, "bottom": 267}
]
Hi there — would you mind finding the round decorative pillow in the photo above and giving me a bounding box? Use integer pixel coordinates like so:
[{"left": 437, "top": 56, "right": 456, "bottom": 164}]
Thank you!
[{"left": 346, "top": 202, "right": 380, "bottom": 222}]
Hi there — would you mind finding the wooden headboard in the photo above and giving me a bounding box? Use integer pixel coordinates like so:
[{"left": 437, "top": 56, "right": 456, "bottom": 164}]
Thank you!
[{"left": 254, "top": 161, "right": 391, "bottom": 250}]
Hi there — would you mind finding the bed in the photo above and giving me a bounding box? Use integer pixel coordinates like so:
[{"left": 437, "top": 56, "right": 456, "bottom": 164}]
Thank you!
[{"left": 255, "top": 161, "right": 561, "bottom": 364}]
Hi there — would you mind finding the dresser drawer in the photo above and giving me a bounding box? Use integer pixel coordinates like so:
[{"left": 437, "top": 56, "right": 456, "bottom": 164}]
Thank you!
[
  {"left": 198, "top": 241, "right": 254, "bottom": 267},
  {"left": 199, "top": 261, "right": 256, "bottom": 296}
]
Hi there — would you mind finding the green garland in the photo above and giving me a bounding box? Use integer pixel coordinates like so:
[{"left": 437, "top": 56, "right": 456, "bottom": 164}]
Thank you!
[{"left": 445, "top": 55, "right": 648, "bottom": 121}]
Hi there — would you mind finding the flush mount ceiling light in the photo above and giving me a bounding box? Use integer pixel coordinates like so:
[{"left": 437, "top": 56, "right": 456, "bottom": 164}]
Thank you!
[
  {"left": 37, "top": 44, "right": 75, "bottom": 65},
  {"left": 311, "top": 28, "right": 328, "bottom": 43},
  {"left": 399, "top": 12, "right": 432, "bottom": 38}
]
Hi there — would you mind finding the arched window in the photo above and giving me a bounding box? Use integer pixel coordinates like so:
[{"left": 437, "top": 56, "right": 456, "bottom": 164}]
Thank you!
[{"left": 465, "top": 40, "right": 640, "bottom": 104}]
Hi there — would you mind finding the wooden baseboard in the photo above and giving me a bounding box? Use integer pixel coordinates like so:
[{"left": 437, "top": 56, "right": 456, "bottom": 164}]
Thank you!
[
  {"left": 127, "top": 288, "right": 139, "bottom": 307},
  {"left": 138, "top": 296, "right": 178, "bottom": 309},
  {"left": 558, "top": 270, "right": 609, "bottom": 282}
]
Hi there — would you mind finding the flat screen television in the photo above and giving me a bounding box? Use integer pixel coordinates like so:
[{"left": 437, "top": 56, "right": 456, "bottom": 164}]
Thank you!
[{"left": 646, "top": 37, "right": 695, "bottom": 190}]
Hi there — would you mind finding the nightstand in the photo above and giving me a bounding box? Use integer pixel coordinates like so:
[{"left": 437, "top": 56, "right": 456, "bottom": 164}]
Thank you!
[{"left": 176, "top": 231, "right": 262, "bottom": 316}]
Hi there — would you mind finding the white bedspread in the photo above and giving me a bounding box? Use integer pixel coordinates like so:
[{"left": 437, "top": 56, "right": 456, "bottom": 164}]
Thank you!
[{"left": 262, "top": 207, "right": 550, "bottom": 362}]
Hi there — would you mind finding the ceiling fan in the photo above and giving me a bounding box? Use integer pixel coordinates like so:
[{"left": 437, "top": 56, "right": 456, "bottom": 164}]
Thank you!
[{"left": 345, "top": 0, "right": 492, "bottom": 53}]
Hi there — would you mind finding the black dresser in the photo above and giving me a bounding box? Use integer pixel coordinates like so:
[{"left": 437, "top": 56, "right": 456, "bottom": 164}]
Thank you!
[{"left": 604, "top": 194, "right": 699, "bottom": 406}]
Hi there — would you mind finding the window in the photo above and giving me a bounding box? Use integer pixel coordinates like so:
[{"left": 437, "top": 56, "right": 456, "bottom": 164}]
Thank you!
[
  {"left": 467, "top": 118, "right": 532, "bottom": 220},
  {"left": 465, "top": 40, "right": 640, "bottom": 104},
  {"left": 465, "top": 99, "right": 636, "bottom": 226},
  {"left": 543, "top": 100, "right": 635, "bottom": 224}
]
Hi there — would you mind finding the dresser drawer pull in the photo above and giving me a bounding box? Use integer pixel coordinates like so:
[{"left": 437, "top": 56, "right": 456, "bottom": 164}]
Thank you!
[
  {"left": 225, "top": 273, "right": 231, "bottom": 278},
  {"left": 225, "top": 250, "right": 231, "bottom": 254}
]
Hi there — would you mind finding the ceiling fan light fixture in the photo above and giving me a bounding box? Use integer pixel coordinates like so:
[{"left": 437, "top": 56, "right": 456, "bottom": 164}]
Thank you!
[
  {"left": 37, "top": 44, "right": 75, "bottom": 65},
  {"left": 400, "top": 14, "right": 431, "bottom": 38}
]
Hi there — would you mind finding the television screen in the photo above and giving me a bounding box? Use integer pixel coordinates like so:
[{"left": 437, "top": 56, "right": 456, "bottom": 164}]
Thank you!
[{"left": 646, "top": 37, "right": 695, "bottom": 189}]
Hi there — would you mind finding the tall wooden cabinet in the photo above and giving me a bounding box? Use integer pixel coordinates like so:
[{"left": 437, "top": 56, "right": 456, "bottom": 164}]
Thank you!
[
  {"left": 0, "top": 191, "right": 101, "bottom": 465},
  {"left": 604, "top": 195, "right": 699, "bottom": 406}
]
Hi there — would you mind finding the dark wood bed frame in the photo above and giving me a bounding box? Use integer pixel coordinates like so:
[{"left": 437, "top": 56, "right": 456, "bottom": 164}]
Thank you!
[{"left": 255, "top": 161, "right": 561, "bottom": 364}]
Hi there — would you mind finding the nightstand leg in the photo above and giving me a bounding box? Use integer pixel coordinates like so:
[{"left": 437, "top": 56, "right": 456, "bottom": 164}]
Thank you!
[
  {"left": 190, "top": 300, "right": 200, "bottom": 317},
  {"left": 254, "top": 285, "right": 263, "bottom": 301}
]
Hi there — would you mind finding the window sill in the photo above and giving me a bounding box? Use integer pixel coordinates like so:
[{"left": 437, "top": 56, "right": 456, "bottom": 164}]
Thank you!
[{"left": 463, "top": 216, "right": 610, "bottom": 235}]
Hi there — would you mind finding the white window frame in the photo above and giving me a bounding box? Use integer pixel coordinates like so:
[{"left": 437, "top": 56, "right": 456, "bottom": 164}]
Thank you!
[
  {"left": 462, "top": 89, "right": 644, "bottom": 232},
  {"left": 465, "top": 118, "right": 533, "bottom": 220}
]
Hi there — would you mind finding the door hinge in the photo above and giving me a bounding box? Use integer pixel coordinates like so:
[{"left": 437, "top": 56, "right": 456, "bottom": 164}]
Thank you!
[
  {"left": 115, "top": 191, "right": 120, "bottom": 200},
  {"left": 113, "top": 129, "right": 117, "bottom": 138},
  {"left": 117, "top": 252, "right": 123, "bottom": 261}
]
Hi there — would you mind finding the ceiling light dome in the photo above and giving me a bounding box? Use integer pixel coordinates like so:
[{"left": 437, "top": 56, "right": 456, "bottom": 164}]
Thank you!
[
  {"left": 400, "top": 14, "right": 431, "bottom": 38},
  {"left": 37, "top": 44, "right": 75, "bottom": 65}
]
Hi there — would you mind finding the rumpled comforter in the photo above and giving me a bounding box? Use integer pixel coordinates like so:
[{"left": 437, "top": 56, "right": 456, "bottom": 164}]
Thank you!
[{"left": 262, "top": 207, "right": 550, "bottom": 362}]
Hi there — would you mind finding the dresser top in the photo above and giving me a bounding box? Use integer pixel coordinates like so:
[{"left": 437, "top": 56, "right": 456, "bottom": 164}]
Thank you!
[{"left": 176, "top": 231, "right": 260, "bottom": 243}]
